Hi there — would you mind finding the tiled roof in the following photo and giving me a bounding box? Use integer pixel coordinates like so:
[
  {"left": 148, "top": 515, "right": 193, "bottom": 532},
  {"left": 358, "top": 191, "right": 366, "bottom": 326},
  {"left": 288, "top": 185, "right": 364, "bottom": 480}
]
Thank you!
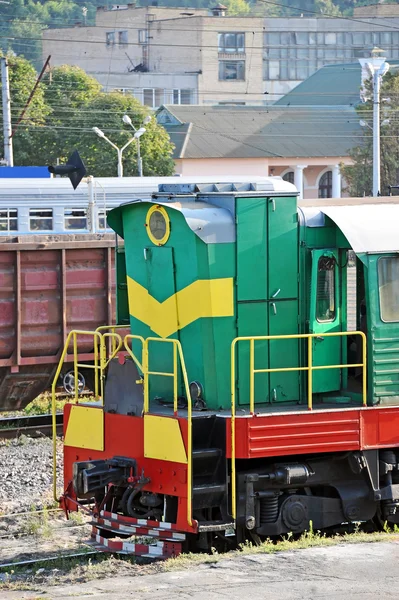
[{"left": 158, "top": 104, "right": 361, "bottom": 159}]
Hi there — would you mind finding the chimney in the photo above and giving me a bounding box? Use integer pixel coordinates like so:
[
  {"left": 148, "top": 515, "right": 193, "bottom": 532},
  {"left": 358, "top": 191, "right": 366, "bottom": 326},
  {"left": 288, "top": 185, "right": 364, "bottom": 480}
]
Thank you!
[{"left": 211, "top": 3, "right": 228, "bottom": 16}]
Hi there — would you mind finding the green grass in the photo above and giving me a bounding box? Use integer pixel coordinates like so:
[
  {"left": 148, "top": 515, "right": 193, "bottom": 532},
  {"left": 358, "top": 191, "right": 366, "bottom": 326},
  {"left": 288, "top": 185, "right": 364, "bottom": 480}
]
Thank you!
[
  {"left": 2, "top": 392, "right": 96, "bottom": 418},
  {"left": 1, "top": 525, "right": 398, "bottom": 592}
]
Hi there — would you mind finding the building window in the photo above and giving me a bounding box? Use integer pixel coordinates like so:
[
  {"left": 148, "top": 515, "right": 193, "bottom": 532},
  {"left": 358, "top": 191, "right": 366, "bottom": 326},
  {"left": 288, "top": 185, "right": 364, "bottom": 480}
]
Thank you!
[
  {"left": 0, "top": 208, "right": 17, "bottom": 231},
  {"left": 219, "top": 60, "right": 245, "bottom": 81},
  {"left": 143, "top": 88, "right": 164, "bottom": 108},
  {"left": 172, "top": 89, "right": 192, "bottom": 104},
  {"left": 282, "top": 171, "right": 294, "bottom": 184},
  {"left": 318, "top": 171, "right": 333, "bottom": 198},
  {"left": 218, "top": 32, "right": 245, "bottom": 53},
  {"left": 106, "top": 31, "right": 115, "bottom": 46},
  {"left": 64, "top": 208, "right": 87, "bottom": 230},
  {"left": 29, "top": 209, "right": 53, "bottom": 231},
  {"left": 118, "top": 30, "right": 128, "bottom": 46},
  {"left": 263, "top": 30, "right": 399, "bottom": 82},
  {"left": 138, "top": 29, "right": 147, "bottom": 44}
]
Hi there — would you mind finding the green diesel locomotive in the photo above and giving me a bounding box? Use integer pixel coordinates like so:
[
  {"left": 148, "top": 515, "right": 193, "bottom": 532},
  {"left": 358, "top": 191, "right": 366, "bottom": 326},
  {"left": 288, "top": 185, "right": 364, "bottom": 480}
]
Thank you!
[{"left": 57, "top": 179, "right": 399, "bottom": 557}]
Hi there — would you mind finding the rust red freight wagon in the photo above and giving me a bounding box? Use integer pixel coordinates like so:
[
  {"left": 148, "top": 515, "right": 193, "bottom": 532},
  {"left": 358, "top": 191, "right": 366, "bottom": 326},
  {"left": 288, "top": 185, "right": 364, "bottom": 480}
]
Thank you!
[{"left": 0, "top": 234, "right": 116, "bottom": 411}]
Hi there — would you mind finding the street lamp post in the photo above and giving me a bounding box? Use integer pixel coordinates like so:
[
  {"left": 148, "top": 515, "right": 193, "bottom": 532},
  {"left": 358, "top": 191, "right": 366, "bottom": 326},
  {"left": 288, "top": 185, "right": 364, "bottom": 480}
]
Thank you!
[
  {"left": 92, "top": 127, "right": 135, "bottom": 178},
  {"left": 360, "top": 50, "right": 390, "bottom": 196},
  {"left": 122, "top": 114, "right": 151, "bottom": 177}
]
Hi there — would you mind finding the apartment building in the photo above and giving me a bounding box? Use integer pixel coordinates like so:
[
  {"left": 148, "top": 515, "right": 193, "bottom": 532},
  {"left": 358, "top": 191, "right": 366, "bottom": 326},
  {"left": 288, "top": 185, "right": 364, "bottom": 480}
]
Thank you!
[{"left": 42, "top": 3, "right": 399, "bottom": 106}]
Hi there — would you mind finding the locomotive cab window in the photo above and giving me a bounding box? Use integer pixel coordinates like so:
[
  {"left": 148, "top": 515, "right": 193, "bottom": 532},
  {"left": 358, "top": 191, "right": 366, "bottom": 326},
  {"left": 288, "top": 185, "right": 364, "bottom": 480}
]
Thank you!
[
  {"left": 29, "top": 208, "right": 53, "bottom": 231},
  {"left": 378, "top": 256, "right": 399, "bottom": 322},
  {"left": 316, "top": 256, "right": 336, "bottom": 322}
]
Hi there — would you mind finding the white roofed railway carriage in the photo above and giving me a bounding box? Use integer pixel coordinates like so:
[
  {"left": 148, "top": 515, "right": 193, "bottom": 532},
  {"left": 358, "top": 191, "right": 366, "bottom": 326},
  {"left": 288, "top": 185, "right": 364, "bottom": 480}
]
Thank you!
[{"left": 0, "top": 176, "right": 293, "bottom": 235}]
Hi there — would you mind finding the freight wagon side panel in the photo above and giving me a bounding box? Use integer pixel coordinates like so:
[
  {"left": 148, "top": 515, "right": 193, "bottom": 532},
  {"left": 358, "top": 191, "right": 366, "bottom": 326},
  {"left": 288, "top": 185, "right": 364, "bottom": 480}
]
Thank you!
[{"left": 0, "top": 235, "right": 115, "bottom": 411}]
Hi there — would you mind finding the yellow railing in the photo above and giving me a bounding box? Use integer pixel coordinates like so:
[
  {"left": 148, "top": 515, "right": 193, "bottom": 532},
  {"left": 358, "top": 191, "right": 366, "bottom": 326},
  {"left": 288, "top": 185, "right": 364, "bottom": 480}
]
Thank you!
[
  {"left": 230, "top": 330, "right": 367, "bottom": 521},
  {"left": 52, "top": 330, "right": 193, "bottom": 527},
  {"left": 143, "top": 337, "right": 193, "bottom": 526},
  {"left": 123, "top": 334, "right": 145, "bottom": 373},
  {"left": 51, "top": 329, "right": 122, "bottom": 501}
]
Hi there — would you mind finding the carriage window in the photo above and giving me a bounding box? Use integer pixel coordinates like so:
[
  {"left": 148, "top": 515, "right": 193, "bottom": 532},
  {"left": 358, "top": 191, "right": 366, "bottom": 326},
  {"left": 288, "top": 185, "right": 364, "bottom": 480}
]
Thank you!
[
  {"left": 316, "top": 256, "right": 336, "bottom": 322},
  {"left": 98, "top": 209, "right": 110, "bottom": 230},
  {"left": 378, "top": 257, "right": 399, "bottom": 322},
  {"left": 64, "top": 207, "right": 87, "bottom": 230},
  {"left": 0, "top": 208, "right": 17, "bottom": 231},
  {"left": 29, "top": 208, "right": 53, "bottom": 231}
]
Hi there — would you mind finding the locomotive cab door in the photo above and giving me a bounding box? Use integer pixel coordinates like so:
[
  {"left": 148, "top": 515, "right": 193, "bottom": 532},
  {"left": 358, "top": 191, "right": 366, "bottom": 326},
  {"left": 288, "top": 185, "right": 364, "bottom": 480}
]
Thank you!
[{"left": 309, "top": 249, "right": 341, "bottom": 394}]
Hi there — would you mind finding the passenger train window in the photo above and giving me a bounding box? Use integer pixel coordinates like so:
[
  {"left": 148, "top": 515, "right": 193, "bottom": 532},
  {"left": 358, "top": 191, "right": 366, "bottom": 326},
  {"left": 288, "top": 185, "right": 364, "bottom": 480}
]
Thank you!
[
  {"left": 64, "top": 208, "right": 87, "bottom": 230},
  {"left": 98, "top": 209, "right": 110, "bottom": 230},
  {"left": 378, "top": 257, "right": 399, "bottom": 322},
  {"left": 316, "top": 256, "right": 336, "bottom": 322},
  {"left": 0, "top": 208, "right": 17, "bottom": 231},
  {"left": 29, "top": 208, "right": 53, "bottom": 231}
]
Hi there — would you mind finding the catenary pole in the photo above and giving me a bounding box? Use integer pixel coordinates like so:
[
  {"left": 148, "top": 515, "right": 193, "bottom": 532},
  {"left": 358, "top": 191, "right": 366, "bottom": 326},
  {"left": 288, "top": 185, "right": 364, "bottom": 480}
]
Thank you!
[{"left": 1, "top": 57, "right": 13, "bottom": 167}]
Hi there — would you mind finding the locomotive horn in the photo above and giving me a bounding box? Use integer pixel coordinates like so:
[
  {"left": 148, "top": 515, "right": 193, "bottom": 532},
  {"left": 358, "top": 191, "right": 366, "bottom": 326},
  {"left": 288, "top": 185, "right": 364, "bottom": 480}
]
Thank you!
[{"left": 48, "top": 150, "right": 86, "bottom": 190}]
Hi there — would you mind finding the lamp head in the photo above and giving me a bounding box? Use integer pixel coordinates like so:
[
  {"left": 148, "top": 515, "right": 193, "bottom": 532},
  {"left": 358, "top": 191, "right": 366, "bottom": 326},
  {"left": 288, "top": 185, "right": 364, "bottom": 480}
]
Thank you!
[
  {"left": 93, "top": 126, "right": 105, "bottom": 138},
  {"left": 379, "top": 62, "right": 390, "bottom": 77},
  {"left": 134, "top": 127, "right": 146, "bottom": 139},
  {"left": 143, "top": 115, "right": 152, "bottom": 125},
  {"left": 122, "top": 114, "right": 132, "bottom": 125},
  {"left": 359, "top": 120, "right": 367, "bottom": 127}
]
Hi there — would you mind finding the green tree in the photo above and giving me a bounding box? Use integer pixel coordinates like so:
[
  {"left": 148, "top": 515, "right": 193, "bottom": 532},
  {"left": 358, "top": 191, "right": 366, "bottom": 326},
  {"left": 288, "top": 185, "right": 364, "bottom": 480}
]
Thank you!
[
  {"left": 223, "top": 0, "right": 251, "bottom": 16},
  {"left": 341, "top": 71, "right": 399, "bottom": 196},
  {"left": 7, "top": 63, "right": 175, "bottom": 176},
  {"left": 66, "top": 92, "right": 175, "bottom": 177}
]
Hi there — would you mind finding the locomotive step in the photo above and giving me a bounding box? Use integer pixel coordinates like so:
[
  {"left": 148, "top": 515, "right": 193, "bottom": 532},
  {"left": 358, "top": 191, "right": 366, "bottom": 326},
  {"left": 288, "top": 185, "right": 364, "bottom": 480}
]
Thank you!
[
  {"left": 192, "top": 448, "right": 222, "bottom": 460},
  {"left": 192, "top": 483, "right": 227, "bottom": 494},
  {"left": 99, "top": 510, "right": 182, "bottom": 531},
  {"left": 197, "top": 521, "right": 235, "bottom": 532},
  {"left": 91, "top": 516, "right": 186, "bottom": 541},
  {"left": 88, "top": 527, "right": 182, "bottom": 558}
]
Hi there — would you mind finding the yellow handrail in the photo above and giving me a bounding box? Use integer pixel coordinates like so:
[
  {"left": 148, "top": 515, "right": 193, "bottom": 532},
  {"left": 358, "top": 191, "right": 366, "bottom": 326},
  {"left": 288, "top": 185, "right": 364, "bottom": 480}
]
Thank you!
[
  {"left": 144, "top": 337, "right": 193, "bottom": 527},
  {"left": 230, "top": 330, "right": 367, "bottom": 521},
  {"left": 54, "top": 329, "right": 194, "bottom": 528},
  {"left": 123, "top": 334, "right": 145, "bottom": 373},
  {"left": 52, "top": 329, "right": 102, "bottom": 501},
  {"left": 96, "top": 325, "right": 129, "bottom": 356}
]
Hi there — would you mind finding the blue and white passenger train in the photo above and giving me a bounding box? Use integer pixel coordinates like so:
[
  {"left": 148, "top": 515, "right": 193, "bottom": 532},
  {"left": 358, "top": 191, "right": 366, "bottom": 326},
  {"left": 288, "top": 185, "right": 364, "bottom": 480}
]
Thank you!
[{"left": 0, "top": 175, "right": 282, "bottom": 235}]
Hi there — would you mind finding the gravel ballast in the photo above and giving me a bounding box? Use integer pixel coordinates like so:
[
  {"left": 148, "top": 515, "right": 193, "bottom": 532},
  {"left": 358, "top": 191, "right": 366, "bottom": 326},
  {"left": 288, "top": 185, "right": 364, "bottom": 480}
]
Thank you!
[{"left": 0, "top": 437, "right": 63, "bottom": 514}]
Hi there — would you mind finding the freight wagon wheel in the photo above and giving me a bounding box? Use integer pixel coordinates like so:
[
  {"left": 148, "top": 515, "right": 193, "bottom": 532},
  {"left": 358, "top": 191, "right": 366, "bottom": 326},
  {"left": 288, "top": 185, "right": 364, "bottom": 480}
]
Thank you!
[{"left": 63, "top": 370, "right": 85, "bottom": 395}]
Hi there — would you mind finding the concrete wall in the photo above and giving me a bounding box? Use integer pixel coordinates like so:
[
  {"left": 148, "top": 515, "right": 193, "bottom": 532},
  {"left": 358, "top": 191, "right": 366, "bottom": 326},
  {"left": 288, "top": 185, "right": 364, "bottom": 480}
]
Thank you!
[{"left": 174, "top": 155, "right": 352, "bottom": 199}]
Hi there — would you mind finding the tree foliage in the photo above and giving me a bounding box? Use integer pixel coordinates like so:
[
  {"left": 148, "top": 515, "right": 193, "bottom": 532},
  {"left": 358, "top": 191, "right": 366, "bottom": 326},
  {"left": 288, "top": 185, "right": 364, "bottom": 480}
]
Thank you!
[
  {"left": 341, "top": 71, "right": 399, "bottom": 197},
  {"left": 1, "top": 58, "right": 175, "bottom": 176}
]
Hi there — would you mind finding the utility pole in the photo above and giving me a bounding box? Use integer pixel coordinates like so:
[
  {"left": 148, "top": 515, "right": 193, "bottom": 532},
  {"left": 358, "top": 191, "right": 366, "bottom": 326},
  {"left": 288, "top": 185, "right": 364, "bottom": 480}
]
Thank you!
[
  {"left": 360, "top": 49, "right": 389, "bottom": 197},
  {"left": 1, "top": 57, "right": 13, "bottom": 167}
]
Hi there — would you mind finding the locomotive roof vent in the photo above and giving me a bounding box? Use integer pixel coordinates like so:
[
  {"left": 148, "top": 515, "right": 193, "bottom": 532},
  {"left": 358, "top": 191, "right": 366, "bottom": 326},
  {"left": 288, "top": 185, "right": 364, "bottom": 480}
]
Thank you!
[{"left": 157, "top": 179, "right": 298, "bottom": 196}]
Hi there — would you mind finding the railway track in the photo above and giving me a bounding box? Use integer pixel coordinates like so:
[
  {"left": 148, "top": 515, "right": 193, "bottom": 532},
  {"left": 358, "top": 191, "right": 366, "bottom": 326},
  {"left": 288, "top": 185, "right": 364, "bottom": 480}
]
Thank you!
[{"left": 0, "top": 413, "right": 63, "bottom": 440}]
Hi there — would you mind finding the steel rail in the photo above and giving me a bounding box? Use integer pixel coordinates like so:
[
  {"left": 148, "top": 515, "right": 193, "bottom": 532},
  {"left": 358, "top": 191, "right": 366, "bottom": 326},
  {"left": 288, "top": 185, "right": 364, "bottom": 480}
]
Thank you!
[{"left": 0, "top": 413, "right": 63, "bottom": 440}]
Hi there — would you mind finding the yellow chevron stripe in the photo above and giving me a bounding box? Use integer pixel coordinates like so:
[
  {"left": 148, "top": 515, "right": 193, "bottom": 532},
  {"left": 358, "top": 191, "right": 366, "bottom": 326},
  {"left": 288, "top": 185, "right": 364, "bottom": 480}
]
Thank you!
[{"left": 127, "top": 276, "right": 234, "bottom": 338}]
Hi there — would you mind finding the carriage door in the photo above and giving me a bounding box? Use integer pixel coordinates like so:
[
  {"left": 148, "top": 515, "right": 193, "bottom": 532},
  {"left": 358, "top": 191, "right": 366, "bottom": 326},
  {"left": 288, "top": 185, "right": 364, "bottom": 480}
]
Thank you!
[{"left": 309, "top": 250, "right": 341, "bottom": 393}]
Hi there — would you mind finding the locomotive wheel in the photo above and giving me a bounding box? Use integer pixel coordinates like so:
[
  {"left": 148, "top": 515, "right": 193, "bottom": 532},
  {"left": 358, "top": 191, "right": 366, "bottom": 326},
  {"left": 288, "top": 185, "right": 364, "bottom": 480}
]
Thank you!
[{"left": 63, "top": 370, "right": 85, "bottom": 395}]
